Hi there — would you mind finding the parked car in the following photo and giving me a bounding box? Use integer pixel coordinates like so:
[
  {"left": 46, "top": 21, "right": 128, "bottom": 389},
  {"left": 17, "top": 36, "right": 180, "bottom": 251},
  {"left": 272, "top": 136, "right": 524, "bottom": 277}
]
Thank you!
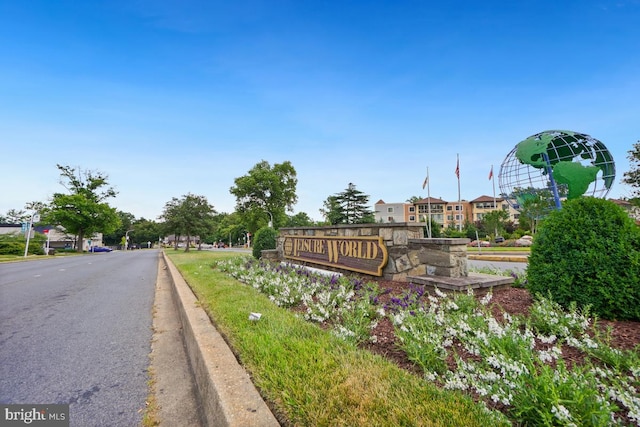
[
  {"left": 90, "top": 247, "right": 113, "bottom": 252},
  {"left": 494, "top": 236, "right": 505, "bottom": 243}
]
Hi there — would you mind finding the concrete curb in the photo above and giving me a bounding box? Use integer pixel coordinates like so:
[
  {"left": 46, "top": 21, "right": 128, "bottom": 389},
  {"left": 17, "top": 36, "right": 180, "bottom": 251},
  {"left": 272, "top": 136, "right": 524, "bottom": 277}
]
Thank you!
[{"left": 161, "top": 252, "right": 280, "bottom": 427}]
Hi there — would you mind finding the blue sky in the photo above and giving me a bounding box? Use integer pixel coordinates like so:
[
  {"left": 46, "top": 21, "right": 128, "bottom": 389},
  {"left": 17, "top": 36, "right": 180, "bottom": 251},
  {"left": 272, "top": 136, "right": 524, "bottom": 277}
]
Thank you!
[{"left": 1, "top": 0, "right": 639, "bottom": 221}]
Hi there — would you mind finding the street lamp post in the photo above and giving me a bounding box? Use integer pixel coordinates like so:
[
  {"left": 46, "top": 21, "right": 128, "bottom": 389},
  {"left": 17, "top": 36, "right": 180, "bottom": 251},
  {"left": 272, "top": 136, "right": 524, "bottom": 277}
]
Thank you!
[
  {"left": 266, "top": 211, "right": 273, "bottom": 228},
  {"left": 125, "top": 229, "right": 134, "bottom": 250}
]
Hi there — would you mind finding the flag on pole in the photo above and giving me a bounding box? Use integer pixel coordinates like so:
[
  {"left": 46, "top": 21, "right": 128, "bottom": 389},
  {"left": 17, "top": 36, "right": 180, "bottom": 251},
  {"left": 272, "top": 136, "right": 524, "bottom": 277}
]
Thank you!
[
  {"left": 422, "top": 172, "right": 429, "bottom": 189},
  {"left": 488, "top": 165, "right": 493, "bottom": 180},
  {"left": 455, "top": 158, "right": 460, "bottom": 179}
]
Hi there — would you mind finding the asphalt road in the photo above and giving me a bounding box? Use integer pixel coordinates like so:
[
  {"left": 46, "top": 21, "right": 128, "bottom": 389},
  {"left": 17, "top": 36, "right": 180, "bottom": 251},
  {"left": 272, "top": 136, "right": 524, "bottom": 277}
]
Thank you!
[{"left": 0, "top": 250, "right": 159, "bottom": 426}]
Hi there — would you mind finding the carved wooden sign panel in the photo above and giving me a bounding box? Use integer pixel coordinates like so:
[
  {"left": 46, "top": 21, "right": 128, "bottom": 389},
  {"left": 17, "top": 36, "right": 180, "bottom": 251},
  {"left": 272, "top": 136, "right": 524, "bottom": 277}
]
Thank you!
[{"left": 282, "top": 235, "right": 388, "bottom": 276}]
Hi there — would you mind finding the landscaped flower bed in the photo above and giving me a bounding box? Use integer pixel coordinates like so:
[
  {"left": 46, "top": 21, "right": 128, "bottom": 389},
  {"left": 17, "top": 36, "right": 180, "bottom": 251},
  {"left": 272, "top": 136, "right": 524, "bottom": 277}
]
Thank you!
[{"left": 214, "top": 256, "right": 640, "bottom": 426}]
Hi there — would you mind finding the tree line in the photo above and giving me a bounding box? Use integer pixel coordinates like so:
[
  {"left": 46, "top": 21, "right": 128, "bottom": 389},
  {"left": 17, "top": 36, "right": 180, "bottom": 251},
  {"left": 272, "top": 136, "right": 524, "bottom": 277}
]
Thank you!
[
  {"left": 0, "top": 161, "right": 377, "bottom": 252},
  {"left": 2, "top": 142, "right": 639, "bottom": 253}
]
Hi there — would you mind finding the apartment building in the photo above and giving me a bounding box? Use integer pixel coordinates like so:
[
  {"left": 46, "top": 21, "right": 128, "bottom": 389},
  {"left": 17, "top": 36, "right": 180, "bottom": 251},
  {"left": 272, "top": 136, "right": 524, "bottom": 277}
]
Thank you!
[
  {"left": 375, "top": 195, "right": 516, "bottom": 228},
  {"left": 376, "top": 196, "right": 637, "bottom": 228}
]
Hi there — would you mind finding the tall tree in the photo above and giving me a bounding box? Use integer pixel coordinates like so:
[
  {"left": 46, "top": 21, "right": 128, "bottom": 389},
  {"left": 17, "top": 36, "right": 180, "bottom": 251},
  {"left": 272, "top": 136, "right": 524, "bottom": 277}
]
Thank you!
[
  {"left": 102, "top": 211, "right": 136, "bottom": 246},
  {"left": 517, "top": 189, "right": 554, "bottom": 234},
  {"left": 131, "top": 218, "right": 162, "bottom": 248},
  {"left": 622, "top": 141, "right": 640, "bottom": 198},
  {"left": 3, "top": 209, "right": 28, "bottom": 224},
  {"left": 160, "top": 197, "right": 183, "bottom": 249},
  {"left": 323, "top": 183, "right": 374, "bottom": 225},
  {"left": 211, "top": 211, "right": 248, "bottom": 247},
  {"left": 160, "top": 193, "right": 216, "bottom": 252},
  {"left": 481, "top": 210, "right": 510, "bottom": 238},
  {"left": 320, "top": 195, "right": 347, "bottom": 225},
  {"left": 229, "top": 160, "right": 298, "bottom": 232},
  {"left": 285, "top": 212, "right": 315, "bottom": 227},
  {"left": 42, "top": 164, "right": 120, "bottom": 252}
]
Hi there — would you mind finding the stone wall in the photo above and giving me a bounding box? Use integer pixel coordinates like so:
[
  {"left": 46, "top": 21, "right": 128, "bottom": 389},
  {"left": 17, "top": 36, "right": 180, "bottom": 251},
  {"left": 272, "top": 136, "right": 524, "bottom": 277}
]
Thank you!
[{"left": 275, "top": 224, "right": 470, "bottom": 281}]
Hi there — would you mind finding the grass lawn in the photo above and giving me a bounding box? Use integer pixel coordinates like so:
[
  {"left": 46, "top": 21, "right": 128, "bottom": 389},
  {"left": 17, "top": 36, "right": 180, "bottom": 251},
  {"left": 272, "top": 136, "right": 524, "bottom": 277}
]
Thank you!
[{"left": 166, "top": 250, "right": 508, "bottom": 426}]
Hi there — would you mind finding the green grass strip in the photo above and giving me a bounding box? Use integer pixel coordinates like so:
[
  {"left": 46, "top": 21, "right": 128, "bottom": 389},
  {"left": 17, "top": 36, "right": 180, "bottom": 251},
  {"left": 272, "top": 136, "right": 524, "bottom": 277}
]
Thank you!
[
  {"left": 467, "top": 247, "right": 530, "bottom": 252},
  {"left": 166, "top": 250, "right": 509, "bottom": 426}
]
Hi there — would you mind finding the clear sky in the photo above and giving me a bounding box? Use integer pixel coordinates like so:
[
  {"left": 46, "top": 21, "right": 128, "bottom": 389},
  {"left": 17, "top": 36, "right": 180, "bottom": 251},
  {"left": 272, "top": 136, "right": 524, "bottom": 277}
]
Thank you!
[{"left": 1, "top": 1, "right": 638, "bottom": 221}]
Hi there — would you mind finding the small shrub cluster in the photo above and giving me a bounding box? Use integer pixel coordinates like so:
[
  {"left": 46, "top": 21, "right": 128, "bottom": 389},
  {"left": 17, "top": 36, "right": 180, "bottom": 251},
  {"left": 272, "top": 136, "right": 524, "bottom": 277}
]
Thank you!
[
  {"left": 251, "top": 226, "right": 277, "bottom": 259},
  {"left": 527, "top": 197, "right": 640, "bottom": 321}
]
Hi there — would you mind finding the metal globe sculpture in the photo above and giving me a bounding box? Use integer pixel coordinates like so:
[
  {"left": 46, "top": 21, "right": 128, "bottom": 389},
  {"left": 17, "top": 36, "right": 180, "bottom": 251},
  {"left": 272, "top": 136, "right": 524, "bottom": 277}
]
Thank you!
[{"left": 498, "top": 130, "right": 615, "bottom": 213}]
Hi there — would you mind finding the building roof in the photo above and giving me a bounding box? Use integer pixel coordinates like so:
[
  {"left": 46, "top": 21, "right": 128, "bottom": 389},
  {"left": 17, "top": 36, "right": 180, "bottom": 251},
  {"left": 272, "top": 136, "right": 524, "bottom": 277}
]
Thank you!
[
  {"left": 470, "top": 195, "right": 504, "bottom": 203},
  {"left": 414, "top": 197, "right": 447, "bottom": 204}
]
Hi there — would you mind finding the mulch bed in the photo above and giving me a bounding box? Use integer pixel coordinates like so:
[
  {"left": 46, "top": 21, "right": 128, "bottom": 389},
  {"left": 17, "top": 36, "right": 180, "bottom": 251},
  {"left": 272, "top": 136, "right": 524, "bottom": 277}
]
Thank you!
[{"left": 362, "top": 281, "right": 640, "bottom": 374}]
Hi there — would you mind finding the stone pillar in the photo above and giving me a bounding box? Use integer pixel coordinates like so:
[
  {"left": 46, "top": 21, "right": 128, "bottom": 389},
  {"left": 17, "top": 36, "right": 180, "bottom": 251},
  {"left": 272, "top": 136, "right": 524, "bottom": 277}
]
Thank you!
[{"left": 408, "top": 238, "right": 469, "bottom": 278}]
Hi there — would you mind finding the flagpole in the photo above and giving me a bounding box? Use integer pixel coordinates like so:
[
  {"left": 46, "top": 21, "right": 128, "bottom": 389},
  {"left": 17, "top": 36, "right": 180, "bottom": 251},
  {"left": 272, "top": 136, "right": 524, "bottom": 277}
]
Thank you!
[
  {"left": 456, "top": 154, "right": 462, "bottom": 231},
  {"left": 491, "top": 165, "right": 496, "bottom": 208},
  {"left": 427, "top": 167, "right": 432, "bottom": 238},
  {"left": 490, "top": 164, "right": 497, "bottom": 236}
]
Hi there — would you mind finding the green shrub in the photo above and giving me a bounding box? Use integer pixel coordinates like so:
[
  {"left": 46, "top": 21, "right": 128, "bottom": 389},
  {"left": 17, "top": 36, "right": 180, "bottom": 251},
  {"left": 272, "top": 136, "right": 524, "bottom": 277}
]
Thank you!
[
  {"left": 0, "top": 233, "right": 45, "bottom": 255},
  {"left": 0, "top": 235, "right": 24, "bottom": 255},
  {"left": 527, "top": 197, "right": 640, "bottom": 320},
  {"left": 252, "top": 226, "right": 278, "bottom": 259}
]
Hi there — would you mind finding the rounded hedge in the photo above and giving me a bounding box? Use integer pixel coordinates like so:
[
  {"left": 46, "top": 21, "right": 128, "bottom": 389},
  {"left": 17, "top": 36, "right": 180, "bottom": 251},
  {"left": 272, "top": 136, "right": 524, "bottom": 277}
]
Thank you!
[
  {"left": 252, "top": 226, "right": 278, "bottom": 259},
  {"left": 527, "top": 197, "right": 640, "bottom": 320}
]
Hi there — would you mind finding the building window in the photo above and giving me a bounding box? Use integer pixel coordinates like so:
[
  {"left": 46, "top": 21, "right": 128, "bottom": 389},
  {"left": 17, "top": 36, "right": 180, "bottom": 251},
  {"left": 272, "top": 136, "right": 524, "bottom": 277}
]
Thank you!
[
  {"left": 409, "top": 206, "right": 415, "bottom": 212},
  {"left": 476, "top": 202, "right": 496, "bottom": 209},
  {"left": 409, "top": 215, "right": 415, "bottom": 221},
  {"left": 387, "top": 207, "right": 394, "bottom": 213},
  {"left": 447, "top": 206, "right": 452, "bottom": 211},
  {"left": 387, "top": 216, "right": 394, "bottom": 222}
]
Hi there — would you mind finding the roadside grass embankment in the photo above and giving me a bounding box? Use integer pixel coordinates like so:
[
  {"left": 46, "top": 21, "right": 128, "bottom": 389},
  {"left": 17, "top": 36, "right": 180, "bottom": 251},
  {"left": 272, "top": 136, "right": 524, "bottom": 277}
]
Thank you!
[{"left": 165, "top": 250, "right": 507, "bottom": 427}]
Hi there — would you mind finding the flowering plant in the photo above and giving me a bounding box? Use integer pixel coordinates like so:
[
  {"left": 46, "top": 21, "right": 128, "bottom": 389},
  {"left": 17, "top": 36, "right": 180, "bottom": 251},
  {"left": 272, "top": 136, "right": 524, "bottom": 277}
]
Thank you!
[{"left": 214, "top": 256, "right": 640, "bottom": 425}]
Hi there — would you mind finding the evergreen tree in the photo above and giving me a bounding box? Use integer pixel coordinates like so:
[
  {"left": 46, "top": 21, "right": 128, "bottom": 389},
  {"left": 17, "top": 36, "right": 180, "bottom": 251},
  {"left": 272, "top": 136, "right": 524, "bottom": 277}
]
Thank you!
[{"left": 322, "top": 183, "right": 374, "bottom": 225}]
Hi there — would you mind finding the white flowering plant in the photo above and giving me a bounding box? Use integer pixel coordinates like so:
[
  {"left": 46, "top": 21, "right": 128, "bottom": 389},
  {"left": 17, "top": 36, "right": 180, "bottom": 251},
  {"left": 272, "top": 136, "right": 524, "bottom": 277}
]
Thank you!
[
  {"left": 214, "top": 256, "right": 640, "bottom": 425},
  {"left": 388, "top": 286, "right": 640, "bottom": 426},
  {"left": 215, "top": 257, "right": 382, "bottom": 345}
]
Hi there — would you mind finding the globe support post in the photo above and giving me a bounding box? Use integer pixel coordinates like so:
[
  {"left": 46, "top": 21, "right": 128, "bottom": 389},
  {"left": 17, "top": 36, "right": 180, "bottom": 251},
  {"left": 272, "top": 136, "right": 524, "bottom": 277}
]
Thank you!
[{"left": 542, "top": 152, "right": 562, "bottom": 210}]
